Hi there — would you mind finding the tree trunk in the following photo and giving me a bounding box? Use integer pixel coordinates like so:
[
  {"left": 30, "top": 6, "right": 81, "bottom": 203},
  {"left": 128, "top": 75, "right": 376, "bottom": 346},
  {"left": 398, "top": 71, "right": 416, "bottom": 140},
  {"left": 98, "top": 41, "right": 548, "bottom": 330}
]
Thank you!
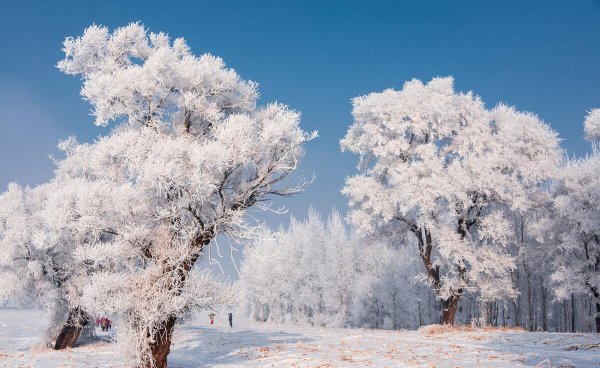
[
  {"left": 53, "top": 307, "right": 88, "bottom": 350},
  {"left": 594, "top": 302, "right": 600, "bottom": 333},
  {"left": 523, "top": 257, "right": 533, "bottom": 331},
  {"left": 571, "top": 294, "right": 576, "bottom": 333},
  {"left": 441, "top": 295, "right": 460, "bottom": 325},
  {"left": 148, "top": 316, "right": 176, "bottom": 368},
  {"left": 563, "top": 300, "right": 568, "bottom": 332},
  {"left": 412, "top": 225, "right": 462, "bottom": 326},
  {"left": 493, "top": 301, "right": 499, "bottom": 327},
  {"left": 142, "top": 230, "right": 214, "bottom": 368},
  {"left": 514, "top": 267, "right": 521, "bottom": 327},
  {"left": 540, "top": 278, "right": 548, "bottom": 331},
  {"left": 554, "top": 303, "right": 559, "bottom": 332}
]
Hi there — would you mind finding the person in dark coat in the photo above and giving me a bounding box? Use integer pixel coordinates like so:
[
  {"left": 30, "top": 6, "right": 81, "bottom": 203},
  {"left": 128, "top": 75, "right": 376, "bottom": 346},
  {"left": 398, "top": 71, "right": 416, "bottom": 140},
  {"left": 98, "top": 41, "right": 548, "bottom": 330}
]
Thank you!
[{"left": 228, "top": 313, "right": 233, "bottom": 328}]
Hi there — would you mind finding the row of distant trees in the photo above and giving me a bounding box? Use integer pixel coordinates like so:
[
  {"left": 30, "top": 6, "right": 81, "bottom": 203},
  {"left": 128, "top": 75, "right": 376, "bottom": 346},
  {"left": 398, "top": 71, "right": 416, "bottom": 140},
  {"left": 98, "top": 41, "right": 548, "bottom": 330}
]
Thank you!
[
  {"left": 241, "top": 206, "right": 600, "bottom": 333},
  {"left": 241, "top": 77, "right": 600, "bottom": 334},
  {"left": 0, "top": 23, "right": 599, "bottom": 368}
]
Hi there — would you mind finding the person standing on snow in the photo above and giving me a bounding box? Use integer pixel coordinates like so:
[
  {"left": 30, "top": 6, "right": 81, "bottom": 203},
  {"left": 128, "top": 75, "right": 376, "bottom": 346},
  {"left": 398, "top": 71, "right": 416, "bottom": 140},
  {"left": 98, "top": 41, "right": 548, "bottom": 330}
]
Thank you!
[
  {"left": 209, "top": 312, "right": 216, "bottom": 325},
  {"left": 228, "top": 313, "right": 233, "bottom": 328}
]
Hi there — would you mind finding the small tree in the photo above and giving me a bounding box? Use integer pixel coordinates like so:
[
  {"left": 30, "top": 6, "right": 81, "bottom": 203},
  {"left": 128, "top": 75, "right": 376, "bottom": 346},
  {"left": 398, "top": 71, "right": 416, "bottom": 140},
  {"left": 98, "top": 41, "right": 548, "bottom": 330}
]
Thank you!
[
  {"left": 57, "top": 23, "right": 315, "bottom": 367},
  {"left": 0, "top": 183, "right": 76, "bottom": 346},
  {"left": 341, "top": 77, "right": 560, "bottom": 325},
  {"left": 0, "top": 177, "right": 119, "bottom": 349}
]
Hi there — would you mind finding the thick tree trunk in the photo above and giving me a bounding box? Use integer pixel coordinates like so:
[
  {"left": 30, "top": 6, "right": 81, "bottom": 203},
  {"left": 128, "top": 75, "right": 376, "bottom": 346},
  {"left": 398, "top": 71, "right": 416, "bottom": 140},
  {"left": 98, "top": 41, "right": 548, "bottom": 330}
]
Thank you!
[
  {"left": 441, "top": 295, "right": 460, "bottom": 325},
  {"left": 412, "top": 224, "right": 465, "bottom": 326},
  {"left": 142, "top": 230, "right": 214, "bottom": 368},
  {"left": 148, "top": 316, "right": 176, "bottom": 368},
  {"left": 53, "top": 307, "right": 88, "bottom": 350}
]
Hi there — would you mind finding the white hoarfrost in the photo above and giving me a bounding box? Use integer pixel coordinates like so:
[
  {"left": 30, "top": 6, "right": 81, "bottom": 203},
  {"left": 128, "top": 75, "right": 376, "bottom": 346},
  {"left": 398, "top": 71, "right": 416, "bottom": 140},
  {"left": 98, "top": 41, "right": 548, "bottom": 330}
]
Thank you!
[
  {"left": 240, "top": 209, "right": 425, "bottom": 330},
  {"left": 550, "top": 146, "right": 600, "bottom": 330},
  {"left": 341, "top": 77, "right": 561, "bottom": 323},
  {"left": 3, "top": 20, "right": 600, "bottom": 368},
  {"left": 0, "top": 178, "right": 112, "bottom": 345},
  {"left": 0, "top": 183, "right": 71, "bottom": 344},
  {"left": 2, "top": 22, "right": 315, "bottom": 368},
  {"left": 584, "top": 108, "right": 600, "bottom": 141}
]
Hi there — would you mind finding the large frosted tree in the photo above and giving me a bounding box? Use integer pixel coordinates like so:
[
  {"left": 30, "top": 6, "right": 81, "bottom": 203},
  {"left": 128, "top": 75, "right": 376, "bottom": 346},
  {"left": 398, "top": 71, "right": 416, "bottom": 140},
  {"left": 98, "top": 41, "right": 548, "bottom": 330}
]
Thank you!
[
  {"left": 551, "top": 110, "right": 600, "bottom": 332},
  {"left": 56, "top": 23, "right": 315, "bottom": 368},
  {"left": 341, "top": 77, "right": 560, "bottom": 325}
]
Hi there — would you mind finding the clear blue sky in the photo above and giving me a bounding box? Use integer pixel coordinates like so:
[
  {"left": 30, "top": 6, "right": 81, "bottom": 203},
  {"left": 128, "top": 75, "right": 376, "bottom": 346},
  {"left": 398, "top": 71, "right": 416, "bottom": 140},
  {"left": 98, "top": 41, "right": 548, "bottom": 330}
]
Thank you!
[{"left": 1, "top": 0, "right": 600, "bottom": 228}]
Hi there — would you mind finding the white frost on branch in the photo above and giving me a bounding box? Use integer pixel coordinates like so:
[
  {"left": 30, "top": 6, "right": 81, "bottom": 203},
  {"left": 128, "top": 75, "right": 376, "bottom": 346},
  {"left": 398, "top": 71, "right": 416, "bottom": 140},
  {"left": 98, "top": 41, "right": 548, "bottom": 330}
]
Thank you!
[
  {"left": 551, "top": 147, "right": 600, "bottom": 303},
  {"left": 584, "top": 108, "right": 600, "bottom": 142},
  {"left": 53, "top": 22, "right": 315, "bottom": 367},
  {"left": 341, "top": 77, "right": 560, "bottom": 314}
]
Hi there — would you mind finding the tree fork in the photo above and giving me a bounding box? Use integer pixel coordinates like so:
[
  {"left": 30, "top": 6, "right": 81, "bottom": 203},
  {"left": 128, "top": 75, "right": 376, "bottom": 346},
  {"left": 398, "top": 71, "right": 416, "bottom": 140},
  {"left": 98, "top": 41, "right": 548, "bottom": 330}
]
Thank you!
[
  {"left": 441, "top": 295, "right": 460, "bottom": 325},
  {"left": 413, "top": 225, "right": 463, "bottom": 325}
]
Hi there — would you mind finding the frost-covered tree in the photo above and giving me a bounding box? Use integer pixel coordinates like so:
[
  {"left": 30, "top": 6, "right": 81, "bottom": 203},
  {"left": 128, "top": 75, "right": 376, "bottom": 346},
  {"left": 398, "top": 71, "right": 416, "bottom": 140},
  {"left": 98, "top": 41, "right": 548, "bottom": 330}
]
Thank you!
[
  {"left": 240, "top": 209, "right": 424, "bottom": 329},
  {"left": 0, "top": 180, "right": 98, "bottom": 349},
  {"left": 341, "top": 77, "right": 561, "bottom": 325},
  {"left": 241, "top": 209, "right": 359, "bottom": 326},
  {"left": 351, "top": 246, "right": 424, "bottom": 330},
  {"left": 0, "top": 148, "right": 153, "bottom": 349},
  {"left": 506, "top": 195, "right": 555, "bottom": 331},
  {"left": 0, "top": 183, "right": 74, "bottom": 346},
  {"left": 551, "top": 125, "right": 600, "bottom": 332},
  {"left": 584, "top": 108, "right": 600, "bottom": 142},
  {"left": 56, "top": 23, "right": 315, "bottom": 368}
]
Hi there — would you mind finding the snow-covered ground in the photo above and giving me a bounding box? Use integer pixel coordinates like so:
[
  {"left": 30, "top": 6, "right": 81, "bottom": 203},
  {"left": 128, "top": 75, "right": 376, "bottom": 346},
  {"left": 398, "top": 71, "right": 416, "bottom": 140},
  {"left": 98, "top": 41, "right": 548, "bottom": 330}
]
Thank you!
[{"left": 0, "top": 309, "right": 599, "bottom": 367}]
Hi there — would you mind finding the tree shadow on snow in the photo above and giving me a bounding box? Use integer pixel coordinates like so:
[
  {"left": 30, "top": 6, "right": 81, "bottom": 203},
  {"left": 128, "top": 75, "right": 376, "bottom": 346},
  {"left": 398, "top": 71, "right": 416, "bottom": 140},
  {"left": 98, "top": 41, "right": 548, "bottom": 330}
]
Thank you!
[{"left": 169, "top": 326, "right": 312, "bottom": 367}]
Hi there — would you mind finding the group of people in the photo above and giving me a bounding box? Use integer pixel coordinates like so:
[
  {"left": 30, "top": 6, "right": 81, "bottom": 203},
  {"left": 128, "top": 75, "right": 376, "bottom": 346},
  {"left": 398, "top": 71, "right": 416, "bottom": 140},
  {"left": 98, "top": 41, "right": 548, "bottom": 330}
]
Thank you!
[
  {"left": 95, "top": 316, "right": 112, "bottom": 331},
  {"left": 208, "top": 312, "right": 233, "bottom": 328},
  {"left": 95, "top": 313, "right": 230, "bottom": 331}
]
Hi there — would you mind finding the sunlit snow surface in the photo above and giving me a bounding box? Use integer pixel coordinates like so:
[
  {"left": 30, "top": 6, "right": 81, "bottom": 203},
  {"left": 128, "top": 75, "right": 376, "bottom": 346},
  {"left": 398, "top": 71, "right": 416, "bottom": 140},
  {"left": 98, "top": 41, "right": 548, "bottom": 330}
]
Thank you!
[{"left": 0, "top": 309, "right": 599, "bottom": 367}]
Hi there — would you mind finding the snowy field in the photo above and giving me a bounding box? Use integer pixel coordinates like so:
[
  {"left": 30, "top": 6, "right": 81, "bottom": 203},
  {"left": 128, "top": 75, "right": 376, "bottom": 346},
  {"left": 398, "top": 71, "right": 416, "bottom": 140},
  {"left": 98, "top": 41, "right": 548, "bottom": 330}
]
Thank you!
[{"left": 0, "top": 309, "right": 599, "bottom": 367}]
